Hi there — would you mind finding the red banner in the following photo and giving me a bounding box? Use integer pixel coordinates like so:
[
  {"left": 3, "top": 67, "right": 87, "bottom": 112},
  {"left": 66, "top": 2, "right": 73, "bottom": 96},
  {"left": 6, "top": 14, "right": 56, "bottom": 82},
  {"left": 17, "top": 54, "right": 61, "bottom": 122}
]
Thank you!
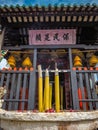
[{"left": 29, "top": 29, "right": 76, "bottom": 45}]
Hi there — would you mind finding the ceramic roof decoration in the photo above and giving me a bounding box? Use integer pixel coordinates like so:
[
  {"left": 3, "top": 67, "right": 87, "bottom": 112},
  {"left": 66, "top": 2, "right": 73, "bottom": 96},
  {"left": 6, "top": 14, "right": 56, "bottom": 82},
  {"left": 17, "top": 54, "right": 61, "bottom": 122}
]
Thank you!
[
  {"left": 0, "top": 50, "right": 8, "bottom": 61},
  {"left": 0, "top": 0, "right": 98, "bottom": 7},
  {"left": 0, "top": 50, "right": 8, "bottom": 56}
]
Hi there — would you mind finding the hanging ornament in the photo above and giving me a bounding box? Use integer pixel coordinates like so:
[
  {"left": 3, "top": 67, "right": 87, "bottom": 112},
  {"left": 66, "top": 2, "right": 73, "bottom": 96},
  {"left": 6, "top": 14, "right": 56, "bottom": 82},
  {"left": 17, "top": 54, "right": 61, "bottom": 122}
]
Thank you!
[
  {"left": 74, "top": 56, "right": 82, "bottom": 62},
  {"left": 22, "top": 56, "right": 32, "bottom": 68},
  {"left": 73, "top": 56, "right": 82, "bottom": 67},
  {"left": 89, "top": 55, "right": 98, "bottom": 67},
  {"left": 8, "top": 55, "right": 16, "bottom": 68}
]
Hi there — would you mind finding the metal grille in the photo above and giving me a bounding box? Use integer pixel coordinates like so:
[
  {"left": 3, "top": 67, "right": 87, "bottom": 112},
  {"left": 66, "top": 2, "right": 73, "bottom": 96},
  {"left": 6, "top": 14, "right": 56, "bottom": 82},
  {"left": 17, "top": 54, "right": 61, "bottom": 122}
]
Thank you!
[
  {"left": 1, "top": 67, "right": 98, "bottom": 111},
  {"left": 0, "top": 47, "right": 98, "bottom": 111},
  {"left": 71, "top": 67, "right": 98, "bottom": 110},
  {"left": 0, "top": 68, "right": 36, "bottom": 111}
]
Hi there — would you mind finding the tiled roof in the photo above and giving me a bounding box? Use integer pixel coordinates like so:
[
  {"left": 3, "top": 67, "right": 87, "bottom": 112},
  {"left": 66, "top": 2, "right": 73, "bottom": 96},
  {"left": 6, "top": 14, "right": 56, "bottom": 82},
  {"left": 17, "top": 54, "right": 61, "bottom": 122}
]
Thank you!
[{"left": 0, "top": 4, "right": 97, "bottom": 24}]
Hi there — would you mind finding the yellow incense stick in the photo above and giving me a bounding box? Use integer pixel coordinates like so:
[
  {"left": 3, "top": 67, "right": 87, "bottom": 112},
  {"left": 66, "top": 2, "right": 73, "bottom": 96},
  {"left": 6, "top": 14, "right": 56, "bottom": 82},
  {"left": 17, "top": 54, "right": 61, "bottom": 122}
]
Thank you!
[
  {"left": 38, "top": 65, "right": 43, "bottom": 112},
  {"left": 55, "top": 68, "right": 60, "bottom": 112},
  {"left": 44, "top": 69, "right": 50, "bottom": 111},
  {"left": 49, "top": 83, "right": 52, "bottom": 109}
]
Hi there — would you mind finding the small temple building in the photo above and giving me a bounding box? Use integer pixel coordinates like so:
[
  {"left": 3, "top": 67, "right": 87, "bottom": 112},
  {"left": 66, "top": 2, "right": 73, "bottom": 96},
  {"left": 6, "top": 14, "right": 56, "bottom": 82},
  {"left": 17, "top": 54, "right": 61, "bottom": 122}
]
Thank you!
[{"left": 0, "top": 0, "right": 98, "bottom": 130}]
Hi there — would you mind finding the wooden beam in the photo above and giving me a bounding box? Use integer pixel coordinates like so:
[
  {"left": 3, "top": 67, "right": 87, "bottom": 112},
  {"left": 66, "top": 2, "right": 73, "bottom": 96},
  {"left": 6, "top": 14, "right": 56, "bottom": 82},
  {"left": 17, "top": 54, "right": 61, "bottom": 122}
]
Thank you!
[{"left": 0, "top": 27, "right": 5, "bottom": 50}]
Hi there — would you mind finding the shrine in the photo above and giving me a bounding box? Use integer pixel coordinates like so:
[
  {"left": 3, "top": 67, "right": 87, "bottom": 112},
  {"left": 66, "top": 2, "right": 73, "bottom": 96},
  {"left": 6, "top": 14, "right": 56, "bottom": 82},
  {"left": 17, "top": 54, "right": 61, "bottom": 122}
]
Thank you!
[{"left": 0, "top": 0, "right": 98, "bottom": 130}]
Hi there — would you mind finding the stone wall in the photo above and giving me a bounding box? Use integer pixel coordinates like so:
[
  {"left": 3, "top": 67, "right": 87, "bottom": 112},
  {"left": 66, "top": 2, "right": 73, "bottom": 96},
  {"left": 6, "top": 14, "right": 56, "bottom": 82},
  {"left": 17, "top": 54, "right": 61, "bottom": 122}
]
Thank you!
[{"left": 0, "top": 110, "right": 98, "bottom": 130}]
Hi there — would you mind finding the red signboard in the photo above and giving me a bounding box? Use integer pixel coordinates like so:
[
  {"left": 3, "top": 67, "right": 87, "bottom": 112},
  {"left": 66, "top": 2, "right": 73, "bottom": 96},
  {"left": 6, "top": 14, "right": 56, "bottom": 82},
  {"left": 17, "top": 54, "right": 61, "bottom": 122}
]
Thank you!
[{"left": 29, "top": 29, "right": 76, "bottom": 45}]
